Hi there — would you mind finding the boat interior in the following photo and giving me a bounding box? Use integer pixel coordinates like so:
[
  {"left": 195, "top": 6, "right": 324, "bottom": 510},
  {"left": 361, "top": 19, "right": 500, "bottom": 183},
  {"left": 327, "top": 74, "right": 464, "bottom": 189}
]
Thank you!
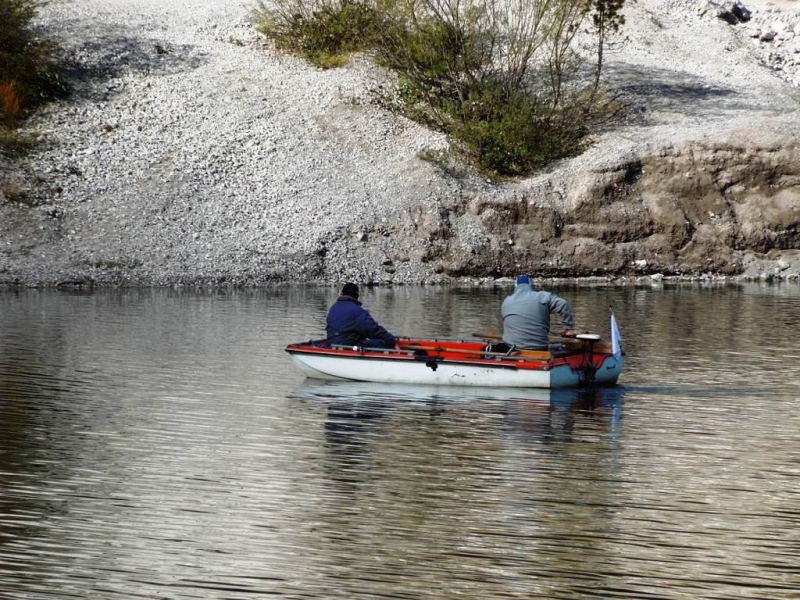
[{"left": 295, "top": 336, "right": 614, "bottom": 363}]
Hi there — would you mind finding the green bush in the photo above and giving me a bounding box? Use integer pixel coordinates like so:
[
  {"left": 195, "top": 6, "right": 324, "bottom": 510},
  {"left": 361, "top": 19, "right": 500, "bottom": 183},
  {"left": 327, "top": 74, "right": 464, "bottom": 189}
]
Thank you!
[
  {"left": 0, "top": 0, "right": 65, "bottom": 124},
  {"left": 373, "top": 0, "right": 612, "bottom": 175},
  {"left": 376, "top": 18, "right": 490, "bottom": 105},
  {"left": 254, "top": 0, "right": 625, "bottom": 175},
  {"left": 254, "top": 0, "right": 384, "bottom": 68},
  {"left": 452, "top": 88, "right": 587, "bottom": 176}
]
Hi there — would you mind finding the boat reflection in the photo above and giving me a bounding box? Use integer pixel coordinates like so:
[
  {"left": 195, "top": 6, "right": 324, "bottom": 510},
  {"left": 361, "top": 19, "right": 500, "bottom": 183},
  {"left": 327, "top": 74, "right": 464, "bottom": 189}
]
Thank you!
[
  {"left": 291, "top": 380, "right": 625, "bottom": 452},
  {"left": 290, "top": 380, "right": 626, "bottom": 495},
  {"left": 505, "top": 385, "right": 625, "bottom": 446},
  {"left": 288, "top": 381, "right": 630, "bottom": 593},
  {"left": 291, "top": 379, "right": 624, "bottom": 415},
  {"left": 291, "top": 379, "right": 625, "bottom": 405}
]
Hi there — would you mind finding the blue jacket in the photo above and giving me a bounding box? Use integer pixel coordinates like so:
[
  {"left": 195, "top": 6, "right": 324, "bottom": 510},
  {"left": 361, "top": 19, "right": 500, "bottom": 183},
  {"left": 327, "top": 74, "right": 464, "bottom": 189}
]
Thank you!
[{"left": 326, "top": 296, "right": 396, "bottom": 347}]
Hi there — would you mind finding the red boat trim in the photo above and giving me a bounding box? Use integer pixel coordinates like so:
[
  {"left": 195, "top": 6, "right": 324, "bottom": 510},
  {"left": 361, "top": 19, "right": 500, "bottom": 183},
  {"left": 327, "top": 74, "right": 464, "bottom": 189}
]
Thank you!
[{"left": 284, "top": 344, "right": 611, "bottom": 371}]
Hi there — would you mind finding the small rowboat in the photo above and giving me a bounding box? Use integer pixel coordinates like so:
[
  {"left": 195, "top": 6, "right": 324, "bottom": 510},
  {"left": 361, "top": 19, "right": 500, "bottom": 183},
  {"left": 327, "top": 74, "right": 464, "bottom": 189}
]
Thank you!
[{"left": 286, "top": 316, "right": 624, "bottom": 389}]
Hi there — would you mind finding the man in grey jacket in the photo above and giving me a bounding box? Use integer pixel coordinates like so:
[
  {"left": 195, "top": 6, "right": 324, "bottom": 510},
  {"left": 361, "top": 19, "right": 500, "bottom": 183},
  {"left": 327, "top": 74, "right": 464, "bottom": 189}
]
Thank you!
[{"left": 500, "top": 275, "right": 575, "bottom": 350}]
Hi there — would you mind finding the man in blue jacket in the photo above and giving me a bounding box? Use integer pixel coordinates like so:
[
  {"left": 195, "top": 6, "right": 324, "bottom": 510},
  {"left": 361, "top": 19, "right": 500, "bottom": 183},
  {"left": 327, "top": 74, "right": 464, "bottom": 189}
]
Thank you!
[
  {"left": 326, "top": 283, "right": 396, "bottom": 349},
  {"left": 500, "top": 275, "right": 575, "bottom": 351}
]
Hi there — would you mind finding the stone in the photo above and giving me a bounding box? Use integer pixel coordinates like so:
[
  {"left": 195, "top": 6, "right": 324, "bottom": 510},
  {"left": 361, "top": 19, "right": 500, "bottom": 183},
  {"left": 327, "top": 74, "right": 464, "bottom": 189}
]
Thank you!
[
  {"left": 698, "top": 0, "right": 712, "bottom": 14},
  {"left": 702, "top": 0, "right": 752, "bottom": 24},
  {"left": 731, "top": 2, "right": 751, "bottom": 22},
  {"left": 717, "top": 8, "right": 739, "bottom": 25}
]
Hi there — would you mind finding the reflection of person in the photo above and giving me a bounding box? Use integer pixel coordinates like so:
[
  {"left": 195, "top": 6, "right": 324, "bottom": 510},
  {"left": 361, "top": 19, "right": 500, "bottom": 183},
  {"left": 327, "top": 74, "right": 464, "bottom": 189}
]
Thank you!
[
  {"left": 504, "top": 387, "right": 625, "bottom": 445},
  {"left": 498, "top": 275, "right": 575, "bottom": 351},
  {"left": 326, "top": 283, "right": 396, "bottom": 349},
  {"left": 323, "top": 401, "right": 385, "bottom": 487}
]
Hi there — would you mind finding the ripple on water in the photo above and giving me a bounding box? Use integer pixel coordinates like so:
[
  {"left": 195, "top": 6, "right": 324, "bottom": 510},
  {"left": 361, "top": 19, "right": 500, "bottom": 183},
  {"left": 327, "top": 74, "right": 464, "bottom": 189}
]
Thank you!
[{"left": 1, "top": 286, "right": 799, "bottom": 599}]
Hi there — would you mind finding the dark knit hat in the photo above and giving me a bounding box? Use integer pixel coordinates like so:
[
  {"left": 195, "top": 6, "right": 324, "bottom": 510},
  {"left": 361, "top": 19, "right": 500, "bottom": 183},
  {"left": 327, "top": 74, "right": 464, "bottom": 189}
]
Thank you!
[
  {"left": 516, "top": 274, "right": 531, "bottom": 285},
  {"left": 341, "top": 282, "right": 359, "bottom": 299}
]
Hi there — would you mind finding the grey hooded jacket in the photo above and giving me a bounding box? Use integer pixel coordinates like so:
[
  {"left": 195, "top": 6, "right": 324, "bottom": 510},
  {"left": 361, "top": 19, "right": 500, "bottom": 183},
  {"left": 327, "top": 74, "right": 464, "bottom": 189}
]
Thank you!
[{"left": 501, "top": 283, "right": 575, "bottom": 350}]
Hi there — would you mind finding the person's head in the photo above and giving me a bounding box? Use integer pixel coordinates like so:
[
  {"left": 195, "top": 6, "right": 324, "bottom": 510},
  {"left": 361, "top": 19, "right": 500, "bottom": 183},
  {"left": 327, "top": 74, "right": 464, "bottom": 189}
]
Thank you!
[
  {"left": 515, "top": 274, "right": 531, "bottom": 286},
  {"left": 341, "top": 282, "right": 359, "bottom": 300}
]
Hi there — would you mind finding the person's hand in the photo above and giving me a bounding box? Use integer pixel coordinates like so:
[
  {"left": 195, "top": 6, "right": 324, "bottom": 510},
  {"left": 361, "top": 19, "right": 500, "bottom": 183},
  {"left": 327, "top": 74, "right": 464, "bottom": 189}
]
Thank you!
[{"left": 561, "top": 329, "right": 576, "bottom": 338}]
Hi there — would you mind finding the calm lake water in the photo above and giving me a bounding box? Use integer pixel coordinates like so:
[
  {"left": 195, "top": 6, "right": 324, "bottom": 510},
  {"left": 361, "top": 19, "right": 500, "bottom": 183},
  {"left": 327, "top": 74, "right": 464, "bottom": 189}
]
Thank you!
[{"left": 1, "top": 283, "right": 799, "bottom": 599}]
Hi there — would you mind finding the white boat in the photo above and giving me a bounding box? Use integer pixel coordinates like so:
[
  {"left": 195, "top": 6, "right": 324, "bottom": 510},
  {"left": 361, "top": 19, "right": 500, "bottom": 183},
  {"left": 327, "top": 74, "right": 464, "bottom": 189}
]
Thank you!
[{"left": 285, "top": 315, "right": 624, "bottom": 390}]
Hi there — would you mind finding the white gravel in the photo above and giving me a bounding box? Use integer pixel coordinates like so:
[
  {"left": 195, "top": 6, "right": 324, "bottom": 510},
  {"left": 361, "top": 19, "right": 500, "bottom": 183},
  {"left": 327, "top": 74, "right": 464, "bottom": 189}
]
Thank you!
[
  {"left": 3, "top": 0, "right": 800, "bottom": 285},
  {"left": 512, "top": 0, "right": 800, "bottom": 204}
]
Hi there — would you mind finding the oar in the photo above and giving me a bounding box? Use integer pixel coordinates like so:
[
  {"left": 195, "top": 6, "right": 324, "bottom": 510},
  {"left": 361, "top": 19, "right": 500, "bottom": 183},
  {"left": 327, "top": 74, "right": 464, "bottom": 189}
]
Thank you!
[
  {"left": 403, "top": 345, "right": 550, "bottom": 360},
  {"left": 472, "top": 331, "right": 502, "bottom": 340},
  {"left": 472, "top": 331, "right": 581, "bottom": 342}
]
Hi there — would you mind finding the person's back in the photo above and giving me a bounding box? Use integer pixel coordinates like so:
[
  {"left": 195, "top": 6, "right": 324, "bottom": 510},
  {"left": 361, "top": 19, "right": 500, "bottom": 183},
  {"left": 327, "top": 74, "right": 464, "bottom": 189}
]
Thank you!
[
  {"left": 326, "top": 282, "right": 396, "bottom": 348},
  {"left": 501, "top": 276, "right": 574, "bottom": 350}
]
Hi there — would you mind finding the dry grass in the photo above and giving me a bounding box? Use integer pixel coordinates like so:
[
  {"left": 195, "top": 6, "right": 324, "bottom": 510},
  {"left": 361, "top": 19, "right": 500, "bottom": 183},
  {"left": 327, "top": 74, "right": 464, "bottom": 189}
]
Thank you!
[{"left": 0, "top": 80, "right": 23, "bottom": 127}]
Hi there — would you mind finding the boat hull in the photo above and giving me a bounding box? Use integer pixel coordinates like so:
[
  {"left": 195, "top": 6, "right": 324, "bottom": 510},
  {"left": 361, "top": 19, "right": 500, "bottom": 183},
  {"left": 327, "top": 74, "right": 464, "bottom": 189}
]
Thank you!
[{"left": 288, "top": 349, "right": 622, "bottom": 389}]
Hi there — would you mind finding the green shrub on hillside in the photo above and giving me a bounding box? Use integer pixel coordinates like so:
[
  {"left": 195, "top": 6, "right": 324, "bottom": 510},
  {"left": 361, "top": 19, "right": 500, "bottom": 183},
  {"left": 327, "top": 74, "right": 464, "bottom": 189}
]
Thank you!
[
  {"left": 0, "top": 0, "right": 65, "bottom": 130},
  {"left": 450, "top": 89, "right": 588, "bottom": 176},
  {"left": 254, "top": 0, "right": 625, "bottom": 175},
  {"left": 374, "top": 0, "right": 608, "bottom": 176},
  {"left": 253, "top": 0, "right": 384, "bottom": 69}
]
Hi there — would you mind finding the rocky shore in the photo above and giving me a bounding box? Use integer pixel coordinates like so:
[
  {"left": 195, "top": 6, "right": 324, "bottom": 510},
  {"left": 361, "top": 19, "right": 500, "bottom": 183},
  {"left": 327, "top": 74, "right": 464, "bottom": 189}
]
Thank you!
[{"left": 1, "top": 0, "right": 799, "bottom": 287}]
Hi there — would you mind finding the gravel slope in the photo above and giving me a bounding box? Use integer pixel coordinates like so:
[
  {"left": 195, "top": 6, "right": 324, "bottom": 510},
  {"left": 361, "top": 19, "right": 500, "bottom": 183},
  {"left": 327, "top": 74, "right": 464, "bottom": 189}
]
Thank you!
[
  {"left": 1, "top": 0, "right": 799, "bottom": 285},
  {"left": 512, "top": 0, "right": 800, "bottom": 202}
]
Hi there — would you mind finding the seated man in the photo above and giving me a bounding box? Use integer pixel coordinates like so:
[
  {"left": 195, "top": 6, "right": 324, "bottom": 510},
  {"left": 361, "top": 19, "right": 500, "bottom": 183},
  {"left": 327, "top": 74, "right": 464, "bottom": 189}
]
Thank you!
[
  {"left": 495, "top": 275, "right": 575, "bottom": 352},
  {"left": 326, "top": 282, "right": 396, "bottom": 349}
]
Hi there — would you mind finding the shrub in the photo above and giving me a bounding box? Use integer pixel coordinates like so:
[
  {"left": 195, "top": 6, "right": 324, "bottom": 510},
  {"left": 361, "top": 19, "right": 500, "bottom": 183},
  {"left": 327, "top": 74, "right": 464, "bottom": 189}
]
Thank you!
[
  {"left": 254, "top": 0, "right": 626, "bottom": 174},
  {"left": 376, "top": 17, "right": 491, "bottom": 106},
  {"left": 0, "top": 0, "right": 66, "bottom": 146},
  {"left": 374, "top": 0, "right": 601, "bottom": 174},
  {"left": 253, "top": 0, "right": 384, "bottom": 68},
  {"left": 452, "top": 88, "right": 588, "bottom": 176}
]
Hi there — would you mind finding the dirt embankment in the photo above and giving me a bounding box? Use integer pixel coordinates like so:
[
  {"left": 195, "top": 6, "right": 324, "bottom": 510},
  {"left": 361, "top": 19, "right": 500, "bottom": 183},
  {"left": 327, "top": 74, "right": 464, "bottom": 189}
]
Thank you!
[{"left": 349, "top": 141, "right": 800, "bottom": 281}]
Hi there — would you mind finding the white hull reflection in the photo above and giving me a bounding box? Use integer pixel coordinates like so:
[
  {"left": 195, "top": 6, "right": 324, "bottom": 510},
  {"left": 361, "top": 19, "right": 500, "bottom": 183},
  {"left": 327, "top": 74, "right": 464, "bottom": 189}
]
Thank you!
[{"left": 291, "top": 379, "right": 625, "bottom": 408}]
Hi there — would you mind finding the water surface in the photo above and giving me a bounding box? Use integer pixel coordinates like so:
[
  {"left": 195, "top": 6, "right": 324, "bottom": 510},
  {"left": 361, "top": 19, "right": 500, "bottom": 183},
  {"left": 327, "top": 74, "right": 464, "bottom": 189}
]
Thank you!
[{"left": 1, "top": 284, "right": 799, "bottom": 599}]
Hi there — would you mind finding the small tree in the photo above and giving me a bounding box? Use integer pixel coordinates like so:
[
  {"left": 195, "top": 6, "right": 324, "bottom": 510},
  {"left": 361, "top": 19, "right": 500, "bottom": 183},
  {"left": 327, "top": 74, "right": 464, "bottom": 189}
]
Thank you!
[{"left": 587, "top": 0, "right": 625, "bottom": 108}]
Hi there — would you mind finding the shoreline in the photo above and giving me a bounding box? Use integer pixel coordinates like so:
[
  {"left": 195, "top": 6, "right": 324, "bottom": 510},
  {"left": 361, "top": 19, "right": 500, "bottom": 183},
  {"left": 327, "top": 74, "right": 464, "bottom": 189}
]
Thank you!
[{"left": 2, "top": 272, "right": 799, "bottom": 291}]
